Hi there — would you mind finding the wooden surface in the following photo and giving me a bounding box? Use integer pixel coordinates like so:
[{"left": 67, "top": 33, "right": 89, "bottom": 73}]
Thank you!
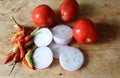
[{"left": 0, "top": 0, "right": 120, "bottom": 78}]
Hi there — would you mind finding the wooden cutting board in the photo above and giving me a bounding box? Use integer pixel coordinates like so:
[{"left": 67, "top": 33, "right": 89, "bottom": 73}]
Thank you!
[{"left": 0, "top": 0, "right": 120, "bottom": 78}]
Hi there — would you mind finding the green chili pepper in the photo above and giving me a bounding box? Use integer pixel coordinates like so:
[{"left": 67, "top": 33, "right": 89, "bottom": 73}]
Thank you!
[
  {"left": 25, "top": 46, "right": 37, "bottom": 68},
  {"left": 25, "top": 50, "right": 33, "bottom": 68}
]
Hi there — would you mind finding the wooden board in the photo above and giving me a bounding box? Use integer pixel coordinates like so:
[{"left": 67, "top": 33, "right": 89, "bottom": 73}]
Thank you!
[{"left": 0, "top": 0, "right": 120, "bottom": 78}]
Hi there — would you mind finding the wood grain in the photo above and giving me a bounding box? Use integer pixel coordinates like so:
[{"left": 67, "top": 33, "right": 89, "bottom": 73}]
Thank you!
[{"left": 0, "top": 0, "right": 120, "bottom": 78}]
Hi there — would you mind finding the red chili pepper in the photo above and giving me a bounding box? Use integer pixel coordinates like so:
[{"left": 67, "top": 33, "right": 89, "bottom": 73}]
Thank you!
[
  {"left": 22, "top": 35, "right": 31, "bottom": 43},
  {"left": 8, "top": 46, "right": 19, "bottom": 75},
  {"left": 13, "top": 50, "right": 20, "bottom": 62},
  {"left": 4, "top": 52, "right": 15, "bottom": 64},
  {"left": 16, "top": 34, "right": 25, "bottom": 42},
  {"left": 11, "top": 31, "right": 25, "bottom": 44},
  {"left": 24, "top": 26, "right": 35, "bottom": 35},
  {"left": 18, "top": 41, "right": 25, "bottom": 59},
  {"left": 12, "top": 16, "right": 24, "bottom": 31},
  {"left": 21, "top": 27, "right": 39, "bottom": 43},
  {"left": 22, "top": 58, "right": 35, "bottom": 71}
]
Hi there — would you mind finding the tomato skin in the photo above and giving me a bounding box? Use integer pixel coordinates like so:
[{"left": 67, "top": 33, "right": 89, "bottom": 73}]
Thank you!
[
  {"left": 73, "top": 18, "right": 98, "bottom": 44},
  {"left": 32, "top": 5, "right": 56, "bottom": 27},
  {"left": 59, "top": 0, "right": 79, "bottom": 22}
]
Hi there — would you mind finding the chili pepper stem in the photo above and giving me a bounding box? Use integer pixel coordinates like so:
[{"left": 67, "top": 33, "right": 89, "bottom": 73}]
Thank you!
[
  {"left": 8, "top": 62, "right": 16, "bottom": 75},
  {"left": 12, "top": 16, "right": 25, "bottom": 33},
  {"left": 30, "top": 27, "right": 40, "bottom": 37},
  {"left": 9, "top": 63, "right": 14, "bottom": 66},
  {"left": 12, "top": 16, "right": 21, "bottom": 26}
]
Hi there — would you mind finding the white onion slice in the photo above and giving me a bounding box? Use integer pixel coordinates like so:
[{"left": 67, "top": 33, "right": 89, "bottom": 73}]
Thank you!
[
  {"left": 59, "top": 46, "right": 84, "bottom": 71},
  {"left": 32, "top": 47, "right": 53, "bottom": 69},
  {"left": 49, "top": 42, "right": 69, "bottom": 59},
  {"left": 34, "top": 28, "right": 53, "bottom": 47},
  {"left": 52, "top": 24, "right": 73, "bottom": 45}
]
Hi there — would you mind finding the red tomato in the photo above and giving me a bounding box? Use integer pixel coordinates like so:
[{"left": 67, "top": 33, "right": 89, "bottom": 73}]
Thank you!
[
  {"left": 73, "top": 18, "right": 98, "bottom": 44},
  {"left": 59, "top": 0, "right": 79, "bottom": 22},
  {"left": 32, "top": 5, "right": 56, "bottom": 27}
]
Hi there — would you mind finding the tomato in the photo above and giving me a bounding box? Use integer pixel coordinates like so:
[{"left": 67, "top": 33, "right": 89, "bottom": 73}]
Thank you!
[
  {"left": 32, "top": 5, "right": 56, "bottom": 27},
  {"left": 73, "top": 18, "right": 98, "bottom": 44},
  {"left": 59, "top": 0, "right": 79, "bottom": 22}
]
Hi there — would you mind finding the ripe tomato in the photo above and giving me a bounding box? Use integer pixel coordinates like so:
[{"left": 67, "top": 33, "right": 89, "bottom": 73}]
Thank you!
[
  {"left": 59, "top": 0, "right": 79, "bottom": 22},
  {"left": 73, "top": 18, "right": 98, "bottom": 44},
  {"left": 32, "top": 5, "right": 56, "bottom": 27}
]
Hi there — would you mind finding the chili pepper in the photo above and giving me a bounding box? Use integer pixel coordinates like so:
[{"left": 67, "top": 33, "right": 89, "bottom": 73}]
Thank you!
[
  {"left": 25, "top": 46, "right": 37, "bottom": 68},
  {"left": 18, "top": 41, "right": 25, "bottom": 59},
  {"left": 12, "top": 16, "right": 23, "bottom": 31},
  {"left": 13, "top": 50, "right": 20, "bottom": 62},
  {"left": 30, "top": 27, "right": 40, "bottom": 37},
  {"left": 25, "top": 50, "right": 33, "bottom": 68},
  {"left": 12, "top": 16, "right": 36, "bottom": 34},
  {"left": 4, "top": 52, "right": 15, "bottom": 64},
  {"left": 16, "top": 33, "right": 25, "bottom": 41},
  {"left": 24, "top": 39, "right": 34, "bottom": 48},
  {"left": 8, "top": 50, "right": 20, "bottom": 75},
  {"left": 24, "top": 26, "right": 35, "bottom": 35},
  {"left": 22, "top": 58, "right": 35, "bottom": 71},
  {"left": 12, "top": 44, "right": 19, "bottom": 53},
  {"left": 8, "top": 45, "right": 20, "bottom": 75},
  {"left": 21, "top": 27, "right": 39, "bottom": 43},
  {"left": 22, "top": 35, "right": 31, "bottom": 43},
  {"left": 4, "top": 44, "right": 18, "bottom": 64},
  {"left": 11, "top": 31, "right": 23, "bottom": 43}
]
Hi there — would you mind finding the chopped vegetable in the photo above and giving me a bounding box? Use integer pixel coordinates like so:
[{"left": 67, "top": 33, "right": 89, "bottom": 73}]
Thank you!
[
  {"left": 32, "top": 47, "right": 53, "bottom": 69},
  {"left": 49, "top": 42, "right": 69, "bottom": 59},
  {"left": 34, "top": 28, "right": 53, "bottom": 47},
  {"left": 59, "top": 46, "right": 84, "bottom": 71},
  {"left": 52, "top": 24, "right": 73, "bottom": 45}
]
